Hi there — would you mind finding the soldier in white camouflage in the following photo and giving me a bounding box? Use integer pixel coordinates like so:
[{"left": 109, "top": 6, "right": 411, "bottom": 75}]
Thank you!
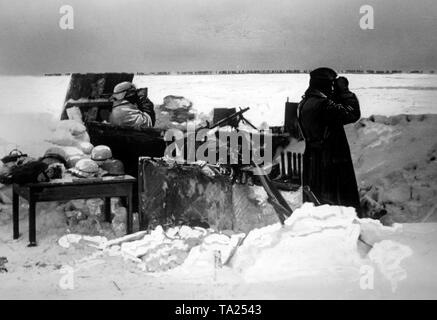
[{"left": 109, "top": 82, "right": 153, "bottom": 130}]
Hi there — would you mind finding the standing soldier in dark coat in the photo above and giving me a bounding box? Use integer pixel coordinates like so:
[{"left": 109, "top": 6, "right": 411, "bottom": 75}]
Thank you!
[{"left": 297, "top": 67, "right": 362, "bottom": 216}]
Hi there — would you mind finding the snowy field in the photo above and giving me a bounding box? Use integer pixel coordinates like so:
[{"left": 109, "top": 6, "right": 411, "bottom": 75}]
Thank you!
[
  {"left": 0, "top": 73, "right": 436, "bottom": 157},
  {"left": 1, "top": 73, "right": 437, "bottom": 120}
]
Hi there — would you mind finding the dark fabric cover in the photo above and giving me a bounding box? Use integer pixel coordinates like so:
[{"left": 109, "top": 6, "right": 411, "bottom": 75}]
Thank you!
[
  {"left": 9, "top": 160, "right": 49, "bottom": 184},
  {"left": 284, "top": 102, "right": 303, "bottom": 140},
  {"left": 297, "top": 84, "right": 362, "bottom": 216},
  {"left": 310, "top": 67, "right": 338, "bottom": 81},
  {"left": 137, "top": 89, "right": 156, "bottom": 126},
  {"left": 138, "top": 158, "right": 234, "bottom": 230}
]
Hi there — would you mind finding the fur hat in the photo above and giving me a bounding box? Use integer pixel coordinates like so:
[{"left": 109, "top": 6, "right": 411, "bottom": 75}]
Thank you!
[{"left": 309, "top": 67, "right": 338, "bottom": 81}]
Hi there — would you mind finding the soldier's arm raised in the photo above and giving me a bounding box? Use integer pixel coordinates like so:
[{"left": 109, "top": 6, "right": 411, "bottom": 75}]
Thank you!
[
  {"left": 123, "top": 107, "right": 153, "bottom": 130},
  {"left": 136, "top": 111, "right": 153, "bottom": 130},
  {"left": 324, "top": 93, "right": 361, "bottom": 125}
]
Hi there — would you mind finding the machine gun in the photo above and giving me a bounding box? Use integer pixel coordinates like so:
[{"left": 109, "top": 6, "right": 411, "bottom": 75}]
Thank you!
[{"left": 206, "top": 107, "right": 257, "bottom": 130}]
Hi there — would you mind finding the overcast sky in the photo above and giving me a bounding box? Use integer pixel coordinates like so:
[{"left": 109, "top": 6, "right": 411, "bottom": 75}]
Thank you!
[{"left": 0, "top": 0, "right": 436, "bottom": 75}]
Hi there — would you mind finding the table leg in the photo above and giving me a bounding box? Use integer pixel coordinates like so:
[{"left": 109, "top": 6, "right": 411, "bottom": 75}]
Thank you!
[
  {"left": 13, "top": 189, "right": 19, "bottom": 239},
  {"left": 28, "top": 199, "right": 37, "bottom": 247},
  {"left": 126, "top": 193, "right": 133, "bottom": 234},
  {"left": 104, "top": 197, "right": 112, "bottom": 222}
]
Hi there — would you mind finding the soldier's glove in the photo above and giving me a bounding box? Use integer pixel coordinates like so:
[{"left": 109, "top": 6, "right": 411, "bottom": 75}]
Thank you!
[{"left": 334, "top": 76, "right": 350, "bottom": 95}]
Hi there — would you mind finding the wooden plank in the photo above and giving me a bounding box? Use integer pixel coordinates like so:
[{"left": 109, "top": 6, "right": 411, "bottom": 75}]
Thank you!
[
  {"left": 13, "top": 184, "right": 31, "bottom": 200},
  {"left": 297, "top": 153, "right": 302, "bottom": 183},
  {"left": 287, "top": 151, "right": 292, "bottom": 177},
  {"left": 284, "top": 102, "right": 302, "bottom": 140},
  {"left": 64, "top": 101, "right": 113, "bottom": 108},
  {"left": 25, "top": 175, "right": 135, "bottom": 188},
  {"left": 13, "top": 190, "right": 19, "bottom": 239},
  {"left": 293, "top": 152, "right": 297, "bottom": 177},
  {"left": 30, "top": 183, "right": 133, "bottom": 202}
]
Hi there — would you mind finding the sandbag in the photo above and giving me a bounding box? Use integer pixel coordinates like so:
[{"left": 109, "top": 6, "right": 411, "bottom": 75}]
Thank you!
[
  {"left": 66, "top": 107, "right": 84, "bottom": 124},
  {"left": 55, "top": 119, "right": 87, "bottom": 135},
  {"left": 47, "top": 120, "right": 90, "bottom": 146},
  {"left": 44, "top": 146, "right": 85, "bottom": 169},
  {"left": 154, "top": 95, "right": 196, "bottom": 130}
]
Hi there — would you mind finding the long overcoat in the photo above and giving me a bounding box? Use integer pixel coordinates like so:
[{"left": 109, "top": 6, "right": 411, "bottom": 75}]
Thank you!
[{"left": 297, "top": 88, "right": 362, "bottom": 216}]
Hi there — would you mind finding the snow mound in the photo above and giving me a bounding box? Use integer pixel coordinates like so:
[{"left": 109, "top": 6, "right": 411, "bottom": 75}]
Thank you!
[
  {"left": 105, "top": 226, "right": 234, "bottom": 273},
  {"left": 368, "top": 240, "right": 413, "bottom": 292},
  {"left": 46, "top": 120, "right": 90, "bottom": 148},
  {"left": 231, "top": 203, "right": 362, "bottom": 282},
  {"left": 55, "top": 203, "right": 413, "bottom": 291},
  {"left": 229, "top": 203, "right": 412, "bottom": 289},
  {"left": 358, "top": 218, "right": 402, "bottom": 245}
]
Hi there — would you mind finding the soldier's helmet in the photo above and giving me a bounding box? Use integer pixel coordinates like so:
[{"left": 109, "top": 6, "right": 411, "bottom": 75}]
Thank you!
[
  {"left": 91, "top": 145, "right": 112, "bottom": 162},
  {"left": 70, "top": 158, "right": 100, "bottom": 178},
  {"left": 101, "top": 159, "right": 125, "bottom": 176},
  {"left": 43, "top": 147, "right": 68, "bottom": 165},
  {"left": 112, "top": 81, "right": 137, "bottom": 101},
  {"left": 66, "top": 155, "right": 85, "bottom": 168}
]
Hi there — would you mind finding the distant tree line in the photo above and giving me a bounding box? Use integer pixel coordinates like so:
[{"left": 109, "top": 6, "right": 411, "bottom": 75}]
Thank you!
[
  {"left": 136, "top": 69, "right": 433, "bottom": 75},
  {"left": 43, "top": 69, "right": 435, "bottom": 76}
]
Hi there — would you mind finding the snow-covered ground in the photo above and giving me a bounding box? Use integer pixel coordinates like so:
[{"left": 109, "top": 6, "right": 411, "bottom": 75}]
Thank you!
[
  {"left": 1, "top": 201, "right": 437, "bottom": 299},
  {"left": 135, "top": 73, "right": 437, "bottom": 123}
]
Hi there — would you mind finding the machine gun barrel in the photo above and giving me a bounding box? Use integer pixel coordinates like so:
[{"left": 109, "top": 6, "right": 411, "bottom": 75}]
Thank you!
[{"left": 208, "top": 107, "right": 250, "bottom": 129}]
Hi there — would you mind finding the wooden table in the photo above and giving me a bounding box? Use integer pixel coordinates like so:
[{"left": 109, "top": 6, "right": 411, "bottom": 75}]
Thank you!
[{"left": 12, "top": 175, "right": 136, "bottom": 246}]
